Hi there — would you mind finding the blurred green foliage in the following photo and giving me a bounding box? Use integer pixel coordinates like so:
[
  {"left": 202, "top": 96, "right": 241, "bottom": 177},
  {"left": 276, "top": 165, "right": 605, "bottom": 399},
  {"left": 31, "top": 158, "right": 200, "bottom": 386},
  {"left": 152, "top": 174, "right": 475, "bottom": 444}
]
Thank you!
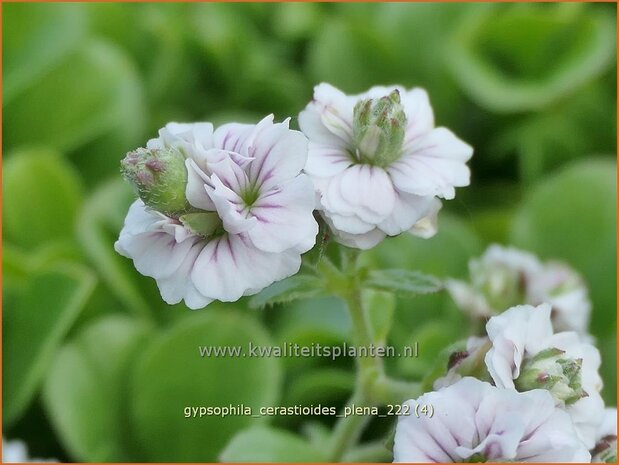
[{"left": 2, "top": 3, "right": 616, "bottom": 462}]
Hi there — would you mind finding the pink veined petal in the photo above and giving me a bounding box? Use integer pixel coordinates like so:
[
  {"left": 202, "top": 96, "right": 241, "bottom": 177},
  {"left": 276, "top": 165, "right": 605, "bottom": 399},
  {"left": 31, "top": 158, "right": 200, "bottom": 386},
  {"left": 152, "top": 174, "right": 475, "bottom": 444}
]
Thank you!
[
  {"left": 378, "top": 191, "right": 436, "bottom": 236},
  {"left": 156, "top": 241, "right": 213, "bottom": 309},
  {"left": 246, "top": 119, "right": 309, "bottom": 191},
  {"left": 115, "top": 202, "right": 199, "bottom": 281},
  {"left": 304, "top": 142, "right": 354, "bottom": 178},
  {"left": 322, "top": 164, "right": 396, "bottom": 226},
  {"left": 191, "top": 233, "right": 301, "bottom": 301},
  {"left": 389, "top": 127, "right": 473, "bottom": 199},
  {"left": 247, "top": 175, "right": 318, "bottom": 253},
  {"left": 206, "top": 174, "right": 256, "bottom": 235},
  {"left": 213, "top": 115, "right": 274, "bottom": 157}
]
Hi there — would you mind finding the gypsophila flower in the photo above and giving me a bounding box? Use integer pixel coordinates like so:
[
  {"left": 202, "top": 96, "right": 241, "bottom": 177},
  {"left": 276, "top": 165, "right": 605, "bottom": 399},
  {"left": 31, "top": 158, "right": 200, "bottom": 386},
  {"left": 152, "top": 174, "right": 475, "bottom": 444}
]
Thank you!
[
  {"left": 298, "top": 83, "right": 472, "bottom": 249},
  {"left": 484, "top": 303, "right": 604, "bottom": 449},
  {"left": 393, "top": 377, "right": 590, "bottom": 463},
  {"left": 447, "top": 244, "right": 592, "bottom": 335},
  {"left": 2, "top": 438, "right": 56, "bottom": 463},
  {"left": 115, "top": 115, "right": 318, "bottom": 309}
]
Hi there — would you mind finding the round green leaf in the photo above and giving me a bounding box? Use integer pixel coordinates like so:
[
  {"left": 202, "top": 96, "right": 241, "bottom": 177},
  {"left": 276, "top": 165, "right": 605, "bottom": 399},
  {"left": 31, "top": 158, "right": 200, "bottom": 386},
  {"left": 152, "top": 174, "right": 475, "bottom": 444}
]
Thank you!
[
  {"left": 43, "top": 315, "right": 154, "bottom": 462},
  {"left": 510, "top": 158, "right": 616, "bottom": 337},
  {"left": 220, "top": 426, "right": 327, "bottom": 462},
  {"left": 3, "top": 3, "right": 87, "bottom": 103},
  {"left": 448, "top": 4, "right": 616, "bottom": 113},
  {"left": 130, "top": 311, "right": 282, "bottom": 461},
  {"left": 4, "top": 39, "right": 145, "bottom": 181},
  {"left": 3, "top": 149, "right": 83, "bottom": 248},
  {"left": 3, "top": 264, "right": 96, "bottom": 426}
]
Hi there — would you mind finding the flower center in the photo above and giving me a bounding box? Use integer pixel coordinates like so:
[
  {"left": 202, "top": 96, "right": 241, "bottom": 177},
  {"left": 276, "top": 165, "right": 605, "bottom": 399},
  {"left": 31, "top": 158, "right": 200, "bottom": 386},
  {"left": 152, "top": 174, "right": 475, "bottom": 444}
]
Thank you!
[{"left": 351, "top": 89, "right": 407, "bottom": 168}]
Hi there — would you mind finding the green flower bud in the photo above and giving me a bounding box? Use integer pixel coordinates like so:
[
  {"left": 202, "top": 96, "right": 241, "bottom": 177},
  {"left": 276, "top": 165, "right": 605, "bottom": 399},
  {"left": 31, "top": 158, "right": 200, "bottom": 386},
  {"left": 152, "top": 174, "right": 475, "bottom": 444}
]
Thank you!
[
  {"left": 121, "top": 147, "right": 189, "bottom": 217},
  {"left": 352, "top": 90, "right": 407, "bottom": 167},
  {"left": 515, "top": 347, "right": 587, "bottom": 405}
]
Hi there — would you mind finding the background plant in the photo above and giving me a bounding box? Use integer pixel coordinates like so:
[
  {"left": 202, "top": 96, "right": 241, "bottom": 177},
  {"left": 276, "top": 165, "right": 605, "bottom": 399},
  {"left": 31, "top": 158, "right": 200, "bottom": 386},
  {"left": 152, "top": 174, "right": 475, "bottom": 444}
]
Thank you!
[{"left": 3, "top": 3, "right": 616, "bottom": 462}]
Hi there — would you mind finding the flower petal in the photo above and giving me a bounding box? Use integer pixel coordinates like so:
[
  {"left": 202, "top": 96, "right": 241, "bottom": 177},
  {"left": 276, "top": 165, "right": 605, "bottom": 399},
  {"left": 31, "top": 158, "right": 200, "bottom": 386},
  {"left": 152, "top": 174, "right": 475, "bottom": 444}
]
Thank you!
[
  {"left": 389, "top": 127, "right": 473, "bottom": 199},
  {"left": 191, "top": 234, "right": 301, "bottom": 301},
  {"left": 247, "top": 175, "right": 318, "bottom": 253},
  {"left": 246, "top": 119, "right": 309, "bottom": 190},
  {"left": 322, "top": 165, "right": 396, "bottom": 228},
  {"left": 378, "top": 190, "right": 436, "bottom": 236}
]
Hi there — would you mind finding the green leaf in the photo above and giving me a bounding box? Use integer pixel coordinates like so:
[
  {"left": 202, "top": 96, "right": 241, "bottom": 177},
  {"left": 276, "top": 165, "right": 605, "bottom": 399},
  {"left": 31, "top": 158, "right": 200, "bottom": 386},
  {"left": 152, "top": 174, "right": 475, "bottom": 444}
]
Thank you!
[
  {"left": 43, "top": 315, "right": 154, "bottom": 462},
  {"left": 364, "top": 290, "right": 396, "bottom": 345},
  {"left": 365, "top": 269, "right": 443, "bottom": 296},
  {"left": 3, "top": 149, "right": 83, "bottom": 248},
  {"left": 130, "top": 311, "right": 282, "bottom": 461},
  {"left": 448, "top": 4, "right": 616, "bottom": 113},
  {"left": 510, "top": 158, "right": 616, "bottom": 338},
  {"left": 220, "top": 426, "right": 327, "bottom": 462},
  {"left": 249, "top": 275, "right": 327, "bottom": 309},
  {"left": 3, "top": 3, "right": 87, "bottom": 104},
  {"left": 284, "top": 368, "right": 354, "bottom": 408},
  {"left": 4, "top": 39, "right": 145, "bottom": 181},
  {"left": 3, "top": 264, "right": 96, "bottom": 426}
]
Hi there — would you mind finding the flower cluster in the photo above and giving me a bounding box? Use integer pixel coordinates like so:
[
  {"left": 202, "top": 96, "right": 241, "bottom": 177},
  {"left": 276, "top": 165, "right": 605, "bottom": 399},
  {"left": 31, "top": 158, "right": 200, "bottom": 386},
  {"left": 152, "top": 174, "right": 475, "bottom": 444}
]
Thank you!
[
  {"left": 395, "top": 303, "right": 616, "bottom": 463},
  {"left": 116, "top": 84, "right": 472, "bottom": 308},
  {"left": 299, "top": 84, "right": 472, "bottom": 249},
  {"left": 116, "top": 116, "right": 318, "bottom": 309},
  {"left": 447, "top": 244, "right": 592, "bottom": 335}
]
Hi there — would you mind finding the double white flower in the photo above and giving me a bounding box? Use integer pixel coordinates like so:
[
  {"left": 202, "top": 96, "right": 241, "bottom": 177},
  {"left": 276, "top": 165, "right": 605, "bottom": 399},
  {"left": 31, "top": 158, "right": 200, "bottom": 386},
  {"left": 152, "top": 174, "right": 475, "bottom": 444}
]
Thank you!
[
  {"left": 394, "top": 377, "right": 590, "bottom": 462},
  {"left": 115, "top": 116, "right": 318, "bottom": 309},
  {"left": 484, "top": 304, "right": 604, "bottom": 449},
  {"left": 299, "top": 83, "right": 473, "bottom": 249},
  {"left": 447, "top": 244, "right": 592, "bottom": 335}
]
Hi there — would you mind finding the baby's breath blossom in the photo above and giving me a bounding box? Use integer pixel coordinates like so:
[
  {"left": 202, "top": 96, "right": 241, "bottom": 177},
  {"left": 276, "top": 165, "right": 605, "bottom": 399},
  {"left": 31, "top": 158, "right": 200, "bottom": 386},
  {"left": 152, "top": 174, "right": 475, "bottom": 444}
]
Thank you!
[
  {"left": 298, "top": 83, "right": 472, "bottom": 249},
  {"left": 394, "top": 377, "right": 590, "bottom": 463},
  {"left": 2, "top": 438, "right": 56, "bottom": 463},
  {"left": 447, "top": 244, "right": 592, "bottom": 335},
  {"left": 484, "top": 304, "right": 604, "bottom": 449},
  {"left": 116, "top": 116, "right": 318, "bottom": 309}
]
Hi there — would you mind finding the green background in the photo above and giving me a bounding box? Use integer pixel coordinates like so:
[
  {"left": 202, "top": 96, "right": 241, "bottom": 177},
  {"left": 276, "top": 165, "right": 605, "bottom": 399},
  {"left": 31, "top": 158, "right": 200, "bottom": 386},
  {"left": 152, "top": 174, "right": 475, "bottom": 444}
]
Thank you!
[{"left": 3, "top": 3, "right": 617, "bottom": 462}]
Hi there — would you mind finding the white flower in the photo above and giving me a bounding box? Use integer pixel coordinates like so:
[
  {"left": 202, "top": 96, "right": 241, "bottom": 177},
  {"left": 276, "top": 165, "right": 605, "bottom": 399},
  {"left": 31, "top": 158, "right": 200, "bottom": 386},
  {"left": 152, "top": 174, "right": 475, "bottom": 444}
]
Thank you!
[
  {"left": 2, "top": 438, "right": 56, "bottom": 463},
  {"left": 393, "top": 377, "right": 590, "bottom": 463},
  {"left": 447, "top": 244, "right": 591, "bottom": 335},
  {"left": 115, "top": 116, "right": 318, "bottom": 309},
  {"left": 484, "top": 304, "right": 604, "bottom": 449},
  {"left": 298, "top": 83, "right": 472, "bottom": 249}
]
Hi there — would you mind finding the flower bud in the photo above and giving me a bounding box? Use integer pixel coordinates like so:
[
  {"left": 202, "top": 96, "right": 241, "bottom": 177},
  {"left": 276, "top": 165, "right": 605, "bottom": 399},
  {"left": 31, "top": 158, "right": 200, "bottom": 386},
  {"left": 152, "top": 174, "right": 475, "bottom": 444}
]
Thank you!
[
  {"left": 121, "top": 147, "right": 189, "bottom": 217},
  {"left": 592, "top": 436, "right": 617, "bottom": 463},
  {"left": 352, "top": 90, "right": 407, "bottom": 167},
  {"left": 515, "top": 347, "right": 587, "bottom": 405}
]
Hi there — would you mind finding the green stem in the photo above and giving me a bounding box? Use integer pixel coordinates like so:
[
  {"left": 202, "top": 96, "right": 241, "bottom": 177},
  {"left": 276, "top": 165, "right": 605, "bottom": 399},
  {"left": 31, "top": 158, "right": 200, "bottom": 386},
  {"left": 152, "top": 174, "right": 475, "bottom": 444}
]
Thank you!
[
  {"left": 327, "top": 390, "right": 371, "bottom": 462},
  {"left": 325, "top": 248, "right": 422, "bottom": 461}
]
